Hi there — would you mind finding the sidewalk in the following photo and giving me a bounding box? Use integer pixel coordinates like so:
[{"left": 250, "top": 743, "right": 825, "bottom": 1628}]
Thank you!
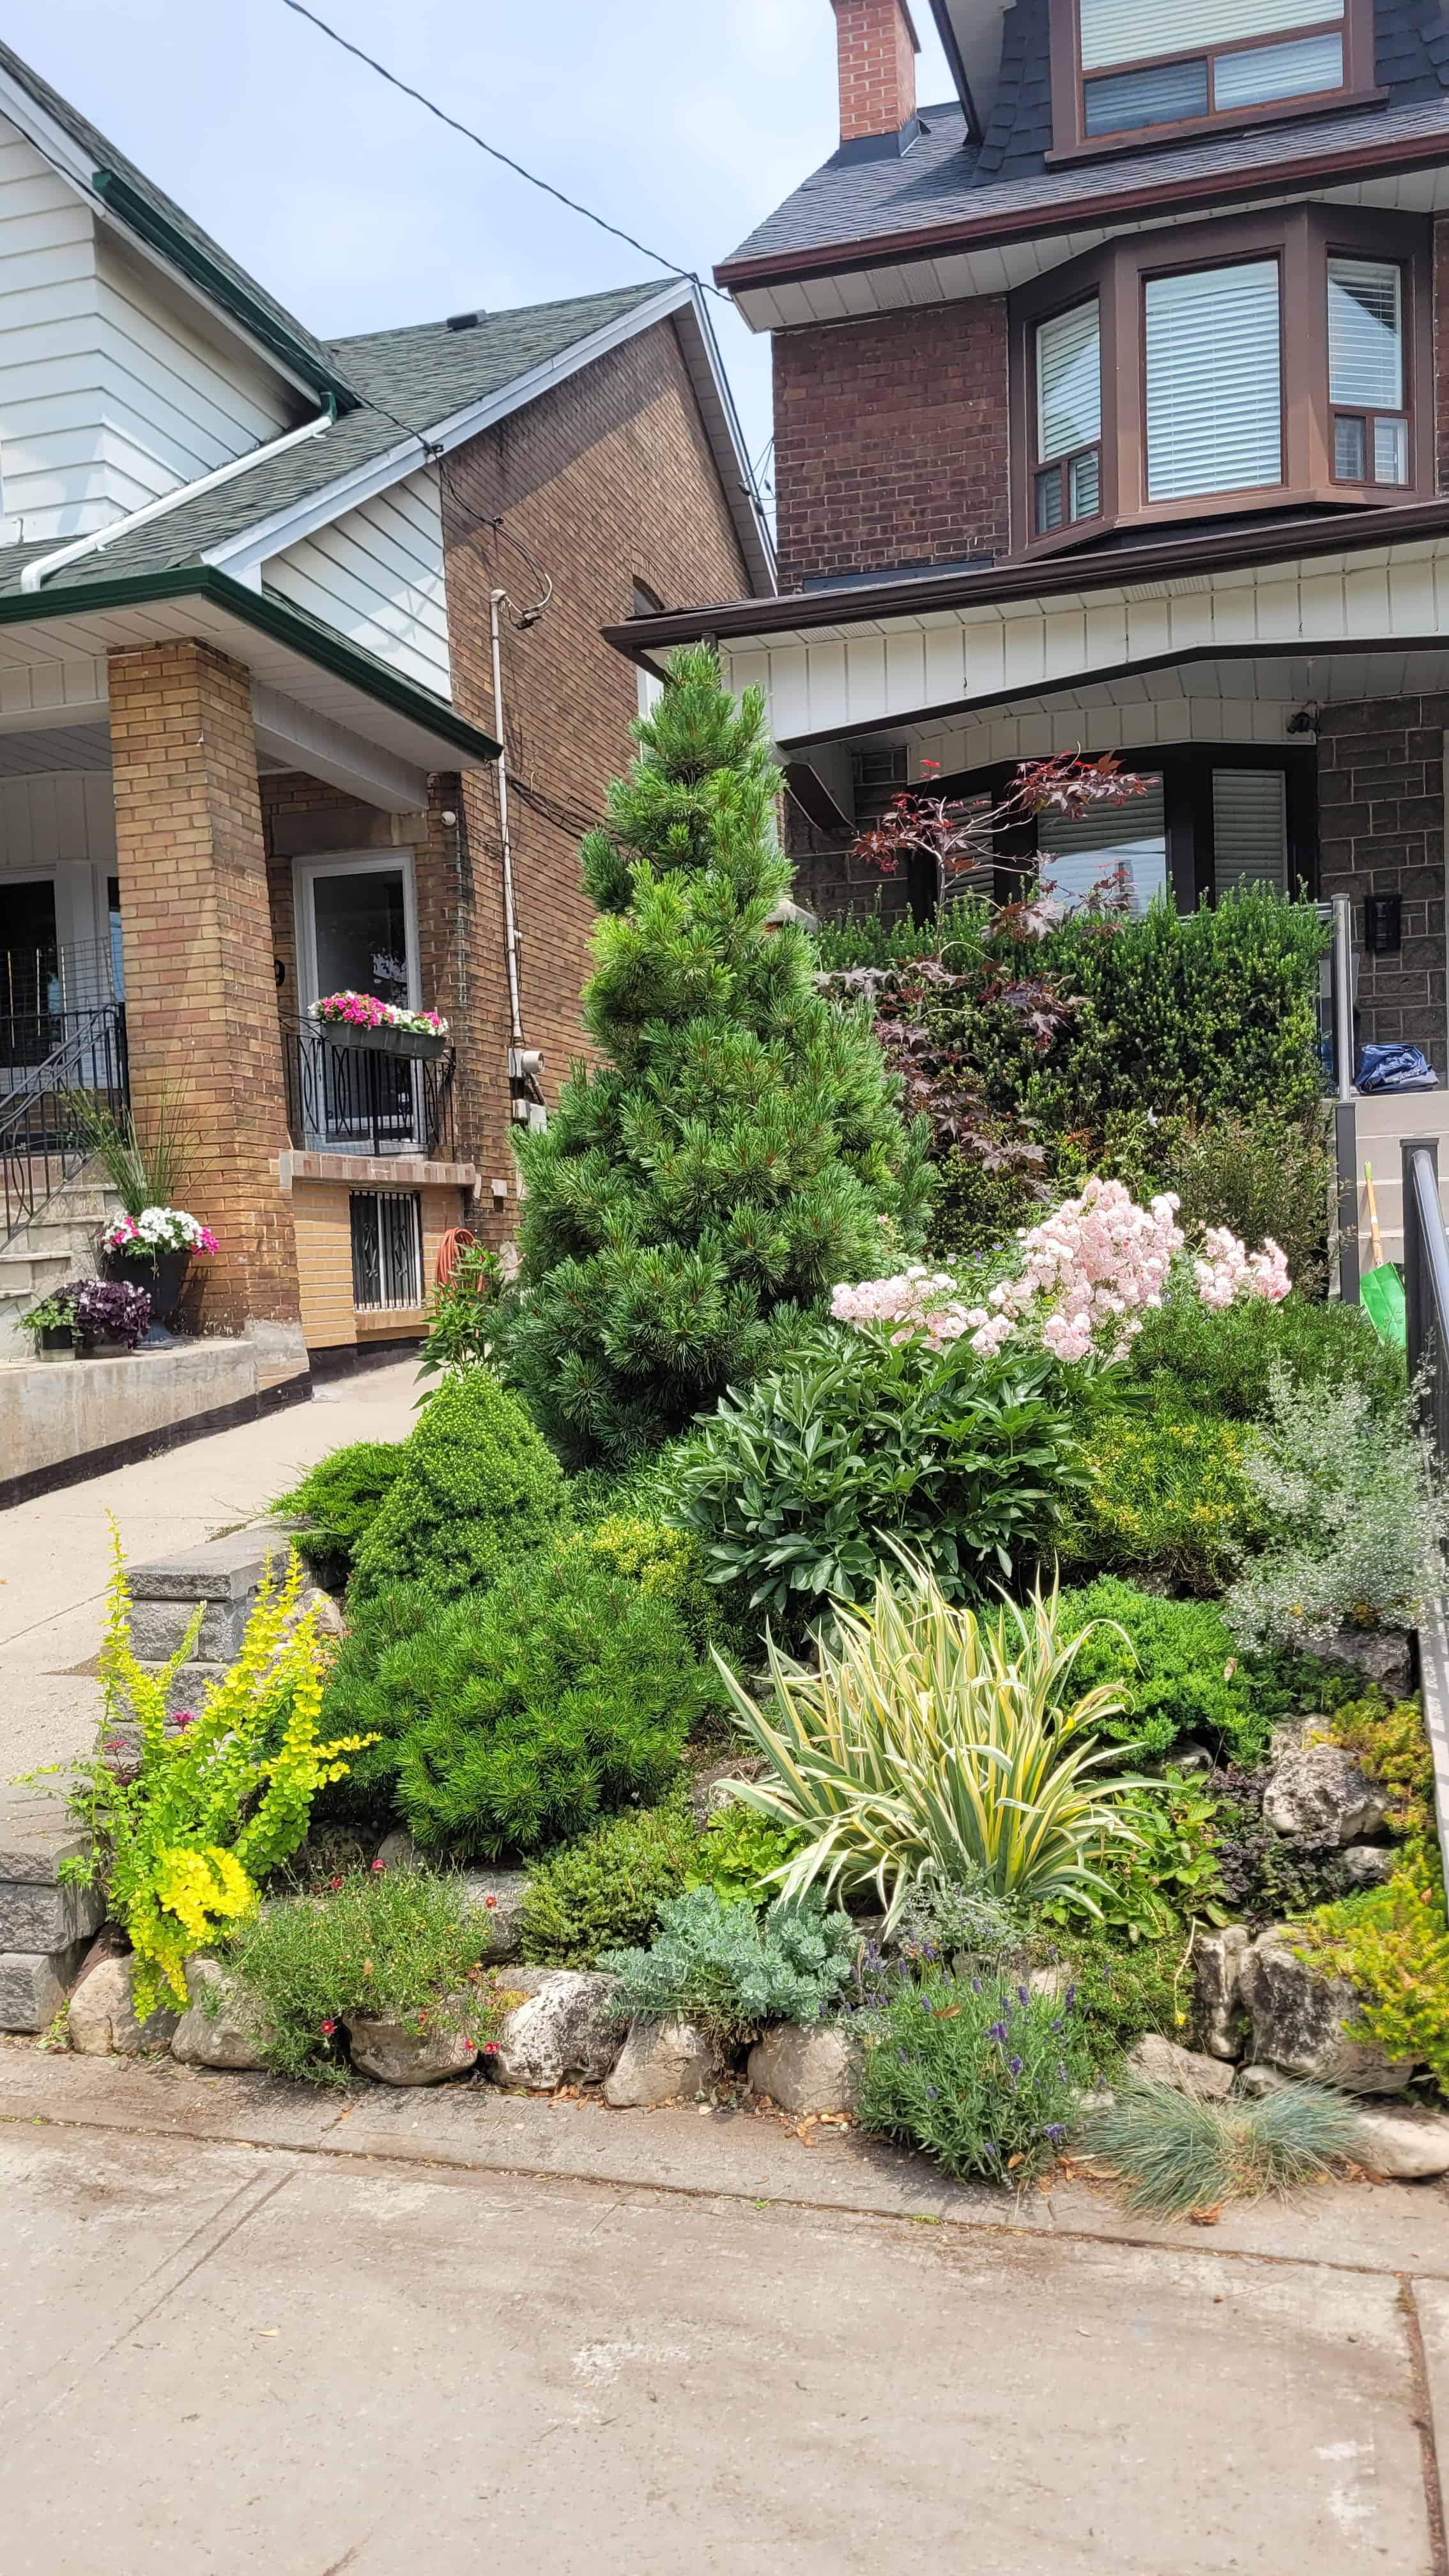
[
  {"left": 2, "top": 2042, "right": 1447, "bottom": 2573},
  {"left": 0, "top": 1356, "right": 418, "bottom": 1785}
]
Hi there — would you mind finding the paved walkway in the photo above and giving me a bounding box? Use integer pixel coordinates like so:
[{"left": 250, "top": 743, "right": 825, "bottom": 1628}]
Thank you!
[
  {"left": 2, "top": 2044, "right": 1448, "bottom": 2573},
  {"left": 0, "top": 1358, "right": 418, "bottom": 1785}
]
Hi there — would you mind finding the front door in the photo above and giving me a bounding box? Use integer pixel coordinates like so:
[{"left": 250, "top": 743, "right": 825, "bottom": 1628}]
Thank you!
[{"left": 295, "top": 854, "right": 422, "bottom": 1153}]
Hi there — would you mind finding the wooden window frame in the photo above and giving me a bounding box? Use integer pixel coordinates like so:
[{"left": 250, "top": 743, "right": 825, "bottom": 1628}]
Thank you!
[
  {"left": 1046, "top": 0, "right": 1383, "bottom": 162},
  {"left": 1008, "top": 204, "right": 1431, "bottom": 562}
]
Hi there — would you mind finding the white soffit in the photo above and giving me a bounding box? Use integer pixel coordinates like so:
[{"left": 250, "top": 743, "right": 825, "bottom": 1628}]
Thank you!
[{"left": 717, "top": 532, "right": 1449, "bottom": 745}]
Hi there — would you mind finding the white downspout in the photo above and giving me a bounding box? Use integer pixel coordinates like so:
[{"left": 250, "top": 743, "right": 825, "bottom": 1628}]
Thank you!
[
  {"left": 489, "top": 586, "right": 526, "bottom": 1055},
  {"left": 19, "top": 399, "right": 338, "bottom": 592}
]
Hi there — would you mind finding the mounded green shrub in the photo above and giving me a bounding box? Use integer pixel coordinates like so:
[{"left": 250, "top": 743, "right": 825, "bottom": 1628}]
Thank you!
[
  {"left": 314, "top": 1582, "right": 445, "bottom": 1825},
  {"left": 1123, "top": 1289, "right": 1404, "bottom": 1426},
  {"left": 1061, "top": 1407, "right": 1262, "bottom": 1594},
  {"left": 348, "top": 1365, "right": 567, "bottom": 1607},
  {"left": 224, "top": 1865, "right": 500, "bottom": 2087},
  {"left": 273, "top": 1440, "right": 406, "bottom": 1588},
  {"left": 1057, "top": 1578, "right": 1271, "bottom": 1766},
  {"left": 391, "top": 1546, "right": 707, "bottom": 1859},
  {"left": 519, "top": 1791, "right": 701, "bottom": 1968}
]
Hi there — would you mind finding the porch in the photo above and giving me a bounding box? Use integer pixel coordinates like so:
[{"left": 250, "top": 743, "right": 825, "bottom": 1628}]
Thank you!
[{"left": 0, "top": 598, "right": 498, "bottom": 1360}]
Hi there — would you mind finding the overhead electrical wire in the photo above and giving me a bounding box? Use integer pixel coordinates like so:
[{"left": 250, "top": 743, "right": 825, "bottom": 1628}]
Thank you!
[{"left": 280, "top": 0, "right": 730, "bottom": 305}]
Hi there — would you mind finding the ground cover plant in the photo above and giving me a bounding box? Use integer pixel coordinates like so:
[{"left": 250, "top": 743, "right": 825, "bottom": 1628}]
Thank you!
[
  {"left": 505, "top": 645, "right": 931, "bottom": 1464},
  {"left": 855, "top": 1968, "right": 1093, "bottom": 2184},
  {"left": 63, "top": 1539, "right": 367, "bottom": 2012},
  {"left": 1062, "top": 1408, "right": 1263, "bottom": 1595},
  {"left": 224, "top": 1864, "right": 502, "bottom": 2086},
  {"left": 1080, "top": 2080, "right": 1363, "bottom": 2218},
  {"left": 599, "top": 1885, "right": 855, "bottom": 2048},
  {"left": 348, "top": 1364, "right": 566, "bottom": 1607},
  {"left": 519, "top": 1792, "right": 701, "bottom": 1968},
  {"left": 717, "top": 1565, "right": 1142, "bottom": 1929},
  {"left": 1057, "top": 1580, "right": 1272, "bottom": 1766}
]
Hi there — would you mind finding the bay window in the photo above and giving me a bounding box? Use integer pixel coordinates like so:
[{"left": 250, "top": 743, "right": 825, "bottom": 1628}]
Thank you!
[
  {"left": 1051, "top": 0, "right": 1377, "bottom": 158},
  {"left": 1011, "top": 206, "right": 1428, "bottom": 555},
  {"left": 1034, "top": 300, "right": 1102, "bottom": 533}
]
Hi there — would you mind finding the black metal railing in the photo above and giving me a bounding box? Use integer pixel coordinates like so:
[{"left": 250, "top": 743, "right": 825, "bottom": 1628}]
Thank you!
[
  {"left": 1403, "top": 1137, "right": 1449, "bottom": 1470},
  {"left": 282, "top": 1021, "right": 457, "bottom": 1161},
  {"left": 0, "top": 1001, "right": 128, "bottom": 1248}
]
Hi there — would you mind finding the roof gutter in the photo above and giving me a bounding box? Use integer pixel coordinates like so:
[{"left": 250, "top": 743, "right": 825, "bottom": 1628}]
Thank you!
[
  {"left": 715, "top": 121, "right": 1449, "bottom": 293},
  {"left": 20, "top": 400, "right": 339, "bottom": 593},
  {"left": 90, "top": 168, "right": 360, "bottom": 411},
  {"left": 602, "top": 494, "right": 1449, "bottom": 658}
]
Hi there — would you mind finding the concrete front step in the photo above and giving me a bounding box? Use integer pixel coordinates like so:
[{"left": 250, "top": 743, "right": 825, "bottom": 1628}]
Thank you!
[{"left": 0, "top": 1249, "right": 73, "bottom": 1301}]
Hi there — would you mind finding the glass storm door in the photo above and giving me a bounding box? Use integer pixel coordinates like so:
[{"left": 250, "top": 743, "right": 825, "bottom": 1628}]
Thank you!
[{"left": 297, "top": 855, "right": 421, "bottom": 1152}]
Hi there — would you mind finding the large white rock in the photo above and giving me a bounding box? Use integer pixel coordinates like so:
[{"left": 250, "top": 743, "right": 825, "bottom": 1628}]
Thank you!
[
  {"left": 68, "top": 1956, "right": 180, "bottom": 2056},
  {"left": 604, "top": 2016, "right": 716, "bottom": 2108},
  {"left": 1125, "top": 2033, "right": 1235, "bottom": 2101},
  {"left": 489, "top": 1968, "right": 620, "bottom": 2089},
  {"left": 1192, "top": 1924, "right": 1251, "bottom": 2060},
  {"left": 1262, "top": 1745, "right": 1390, "bottom": 1848},
  {"left": 1239, "top": 1929, "right": 1417, "bottom": 2093},
  {"left": 1351, "top": 2103, "right": 1449, "bottom": 2179},
  {"left": 171, "top": 1956, "right": 272, "bottom": 2070},
  {"left": 747, "top": 2021, "right": 864, "bottom": 2115},
  {"left": 345, "top": 2004, "right": 480, "bottom": 2086}
]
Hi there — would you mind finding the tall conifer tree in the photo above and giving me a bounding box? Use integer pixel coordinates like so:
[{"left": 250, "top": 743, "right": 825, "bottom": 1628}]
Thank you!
[{"left": 509, "top": 647, "right": 930, "bottom": 1462}]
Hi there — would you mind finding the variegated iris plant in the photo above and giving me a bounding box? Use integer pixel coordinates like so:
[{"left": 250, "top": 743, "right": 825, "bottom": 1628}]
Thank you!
[{"left": 715, "top": 1563, "right": 1145, "bottom": 1933}]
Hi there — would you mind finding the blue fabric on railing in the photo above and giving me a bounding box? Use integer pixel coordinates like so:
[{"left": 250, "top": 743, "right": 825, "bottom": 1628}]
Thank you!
[{"left": 1356, "top": 1043, "right": 1441, "bottom": 1093}]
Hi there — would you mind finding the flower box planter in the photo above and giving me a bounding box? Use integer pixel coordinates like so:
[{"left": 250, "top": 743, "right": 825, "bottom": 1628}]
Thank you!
[
  {"left": 311, "top": 1017, "right": 447, "bottom": 1062},
  {"left": 33, "top": 1325, "right": 75, "bottom": 1362}
]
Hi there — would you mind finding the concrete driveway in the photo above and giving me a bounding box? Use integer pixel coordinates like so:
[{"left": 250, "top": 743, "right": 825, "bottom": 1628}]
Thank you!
[{"left": 3, "top": 2049, "right": 1448, "bottom": 2573}]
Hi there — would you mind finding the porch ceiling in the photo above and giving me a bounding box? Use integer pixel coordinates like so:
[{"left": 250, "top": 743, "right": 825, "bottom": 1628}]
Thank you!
[{"left": 687, "top": 521, "right": 1449, "bottom": 764}]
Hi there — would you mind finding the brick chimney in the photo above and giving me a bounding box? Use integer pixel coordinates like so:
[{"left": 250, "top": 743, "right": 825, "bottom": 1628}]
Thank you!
[{"left": 831, "top": 0, "right": 920, "bottom": 161}]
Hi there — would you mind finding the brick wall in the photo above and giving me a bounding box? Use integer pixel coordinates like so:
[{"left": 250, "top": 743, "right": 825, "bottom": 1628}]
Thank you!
[
  {"left": 832, "top": 0, "right": 916, "bottom": 143},
  {"left": 1317, "top": 696, "right": 1447, "bottom": 1072},
  {"left": 772, "top": 300, "right": 1010, "bottom": 592},
  {"left": 289, "top": 1177, "right": 466, "bottom": 1351},
  {"left": 438, "top": 318, "right": 749, "bottom": 1192},
  {"left": 109, "top": 640, "right": 301, "bottom": 1338}
]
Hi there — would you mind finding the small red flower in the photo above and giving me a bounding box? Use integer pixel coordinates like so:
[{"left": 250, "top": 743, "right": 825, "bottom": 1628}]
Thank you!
[
  {"left": 371, "top": 1858, "right": 387, "bottom": 1873},
  {"left": 319, "top": 2018, "right": 337, "bottom": 2037},
  {"left": 483, "top": 2043, "right": 499, "bottom": 2057},
  {"left": 327, "top": 1876, "right": 342, "bottom": 1890},
  {"left": 172, "top": 1710, "right": 197, "bottom": 1731},
  {"left": 484, "top": 1895, "right": 497, "bottom": 1910}
]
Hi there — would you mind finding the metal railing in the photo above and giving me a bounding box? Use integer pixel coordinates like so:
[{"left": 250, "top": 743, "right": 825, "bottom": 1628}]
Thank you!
[
  {"left": 1403, "top": 1137, "right": 1449, "bottom": 1469},
  {"left": 281, "top": 1020, "right": 457, "bottom": 1161},
  {"left": 0, "top": 1000, "right": 128, "bottom": 1248}
]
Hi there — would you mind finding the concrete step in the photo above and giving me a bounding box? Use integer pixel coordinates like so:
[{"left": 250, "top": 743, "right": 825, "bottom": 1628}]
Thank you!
[{"left": 0, "top": 1250, "right": 72, "bottom": 1301}]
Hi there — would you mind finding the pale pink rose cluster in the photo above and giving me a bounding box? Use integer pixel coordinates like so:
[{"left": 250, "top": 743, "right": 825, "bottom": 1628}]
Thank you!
[
  {"left": 985, "top": 1176, "right": 1184, "bottom": 1364},
  {"left": 1193, "top": 1226, "right": 1292, "bottom": 1310}
]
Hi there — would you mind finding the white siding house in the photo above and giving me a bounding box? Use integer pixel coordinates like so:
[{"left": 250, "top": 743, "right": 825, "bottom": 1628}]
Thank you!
[{"left": 264, "top": 467, "right": 452, "bottom": 696}]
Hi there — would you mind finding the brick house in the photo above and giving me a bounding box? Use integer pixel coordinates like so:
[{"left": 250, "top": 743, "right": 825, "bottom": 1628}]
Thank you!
[
  {"left": 0, "top": 40, "right": 772, "bottom": 1365},
  {"left": 613, "top": 0, "right": 1449, "bottom": 1250}
]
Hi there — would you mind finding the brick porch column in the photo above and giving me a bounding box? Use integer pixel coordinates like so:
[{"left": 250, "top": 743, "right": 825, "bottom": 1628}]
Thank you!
[{"left": 107, "top": 640, "right": 303, "bottom": 1347}]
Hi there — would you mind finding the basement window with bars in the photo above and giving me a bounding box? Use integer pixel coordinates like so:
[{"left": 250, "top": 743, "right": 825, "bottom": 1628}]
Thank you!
[{"left": 349, "top": 1190, "right": 424, "bottom": 1312}]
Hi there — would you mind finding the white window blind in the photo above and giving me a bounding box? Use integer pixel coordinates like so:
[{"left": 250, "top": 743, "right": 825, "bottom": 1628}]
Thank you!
[
  {"left": 1146, "top": 263, "right": 1282, "bottom": 500},
  {"left": 1212, "top": 769, "right": 1289, "bottom": 896},
  {"left": 1039, "top": 777, "right": 1167, "bottom": 915},
  {"left": 1079, "top": 0, "right": 1341, "bottom": 71},
  {"left": 1037, "top": 302, "right": 1101, "bottom": 460},
  {"left": 1214, "top": 30, "right": 1342, "bottom": 103},
  {"left": 1328, "top": 259, "right": 1402, "bottom": 409}
]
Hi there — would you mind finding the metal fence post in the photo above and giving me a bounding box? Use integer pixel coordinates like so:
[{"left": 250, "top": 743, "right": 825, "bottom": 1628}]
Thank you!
[
  {"left": 1334, "top": 1099, "right": 1359, "bottom": 1303},
  {"left": 1403, "top": 1135, "right": 1449, "bottom": 1467}
]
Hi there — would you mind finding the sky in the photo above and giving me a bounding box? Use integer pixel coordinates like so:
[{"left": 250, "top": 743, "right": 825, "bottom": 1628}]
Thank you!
[{"left": 3, "top": 0, "right": 956, "bottom": 512}]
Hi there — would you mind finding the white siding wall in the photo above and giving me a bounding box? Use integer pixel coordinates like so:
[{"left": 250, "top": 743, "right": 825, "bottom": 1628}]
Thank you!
[
  {"left": 0, "top": 115, "right": 105, "bottom": 537},
  {"left": 0, "top": 117, "right": 297, "bottom": 540},
  {"left": 264, "top": 468, "right": 452, "bottom": 696},
  {"left": 0, "top": 770, "right": 116, "bottom": 866},
  {"left": 94, "top": 234, "right": 293, "bottom": 515}
]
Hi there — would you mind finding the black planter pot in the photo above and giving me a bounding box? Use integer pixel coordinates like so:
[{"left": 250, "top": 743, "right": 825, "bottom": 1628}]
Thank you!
[
  {"left": 33, "top": 1324, "right": 75, "bottom": 1361},
  {"left": 311, "top": 1016, "right": 446, "bottom": 1061},
  {"left": 82, "top": 1336, "right": 134, "bottom": 1360},
  {"left": 104, "top": 1245, "right": 189, "bottom": 1337}
]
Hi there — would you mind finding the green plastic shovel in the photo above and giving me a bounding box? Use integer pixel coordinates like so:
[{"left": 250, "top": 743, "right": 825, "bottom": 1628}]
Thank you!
[{"left": 1360, "top": 1162, "right": 1407, "bottom": 1347}]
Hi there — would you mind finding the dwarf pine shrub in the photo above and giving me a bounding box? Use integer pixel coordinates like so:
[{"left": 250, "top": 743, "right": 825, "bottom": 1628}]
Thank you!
[
  {"left": 273, "top": 1440, "right": 406, "bottom": 1588},
  {"left": 348, "top": 1365, "right": 566, "bottom": 1607}
]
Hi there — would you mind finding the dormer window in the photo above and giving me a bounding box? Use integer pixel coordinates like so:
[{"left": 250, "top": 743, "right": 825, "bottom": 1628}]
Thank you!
[{"left": 1050, "top": 0, "right": 1379, "bottom": 159}]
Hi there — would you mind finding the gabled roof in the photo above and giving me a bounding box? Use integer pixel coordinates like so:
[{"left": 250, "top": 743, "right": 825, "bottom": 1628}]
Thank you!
[
  {"left": 0, "top": 36, "right": 355, "bottom": 405},
  {"left": 720, "top": 0, "right": 1449, "bottom": 291}
]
